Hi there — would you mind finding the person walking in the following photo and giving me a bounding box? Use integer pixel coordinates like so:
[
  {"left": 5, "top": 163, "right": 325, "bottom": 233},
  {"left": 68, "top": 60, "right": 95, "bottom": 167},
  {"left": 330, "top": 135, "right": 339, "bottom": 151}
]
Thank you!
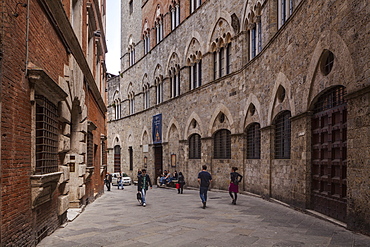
[
  {"left": 105, "top": 172, "right": 112, "bottom": 191},
  {"left": 229, "top": 167, "right": 243, "bottom": 205},
  {"left": 198, "top": 165, "right": 212, "bottom": 209},
  {"left": 137, "top": 169, "right": 152, "bottom": 207},
  {"left": 177, "top": 172, "right": 185, "bottom": 194},
  {"left": 117, "top": 173, "right": 124, "bottom": 190}
]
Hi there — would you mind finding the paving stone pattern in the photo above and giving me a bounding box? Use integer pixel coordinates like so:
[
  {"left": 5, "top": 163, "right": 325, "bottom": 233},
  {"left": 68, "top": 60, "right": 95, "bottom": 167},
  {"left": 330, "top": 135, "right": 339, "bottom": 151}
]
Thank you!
[{"left": 38, "top": 186, "right": 370, "bottom": 247}]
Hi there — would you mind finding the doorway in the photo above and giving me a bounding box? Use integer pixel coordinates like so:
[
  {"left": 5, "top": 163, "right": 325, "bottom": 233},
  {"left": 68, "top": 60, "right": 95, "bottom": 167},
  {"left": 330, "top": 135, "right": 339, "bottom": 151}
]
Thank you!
[
  {"left": 311, "top": 86, "right": 347, "bottom": 222},
  {"left": 154, "top": 145, "right": 163, "bottom": 180}
]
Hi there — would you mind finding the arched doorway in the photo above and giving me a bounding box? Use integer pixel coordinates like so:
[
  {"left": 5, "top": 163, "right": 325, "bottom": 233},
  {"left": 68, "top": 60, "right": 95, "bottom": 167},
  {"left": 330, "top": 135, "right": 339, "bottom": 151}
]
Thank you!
[
  {"left": 311, "top": 86, "right": 347, "bottom": 222},
  {"left": 114, "top": 145, "right": 121, "bottom": 173}
]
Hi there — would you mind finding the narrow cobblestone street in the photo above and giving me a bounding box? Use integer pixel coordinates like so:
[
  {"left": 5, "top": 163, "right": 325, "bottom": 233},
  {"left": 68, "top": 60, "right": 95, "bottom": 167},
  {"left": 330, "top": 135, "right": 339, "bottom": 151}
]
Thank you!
[{"left": 38, "top": 185, "right": 370, "bottom": 247}]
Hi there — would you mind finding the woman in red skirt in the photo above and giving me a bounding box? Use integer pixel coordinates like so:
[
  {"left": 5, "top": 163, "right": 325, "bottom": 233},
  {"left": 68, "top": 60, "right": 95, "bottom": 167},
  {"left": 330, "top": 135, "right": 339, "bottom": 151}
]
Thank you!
[{"left": 229, "top": 167, "right": 243, "bottom": 205}]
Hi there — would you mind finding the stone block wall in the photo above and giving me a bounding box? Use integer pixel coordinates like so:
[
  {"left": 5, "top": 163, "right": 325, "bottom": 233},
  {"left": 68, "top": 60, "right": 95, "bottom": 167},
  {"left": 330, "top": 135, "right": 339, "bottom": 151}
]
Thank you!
[{"left": 110, "top": 0, "right": 370, "bottom": 235}]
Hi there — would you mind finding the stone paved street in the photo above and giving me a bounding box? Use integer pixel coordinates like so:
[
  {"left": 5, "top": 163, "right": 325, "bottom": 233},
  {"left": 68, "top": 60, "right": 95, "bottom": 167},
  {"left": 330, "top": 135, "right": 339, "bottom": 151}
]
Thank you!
[{"left": 38, "top": 185, "right": 370, "bottom": 247}]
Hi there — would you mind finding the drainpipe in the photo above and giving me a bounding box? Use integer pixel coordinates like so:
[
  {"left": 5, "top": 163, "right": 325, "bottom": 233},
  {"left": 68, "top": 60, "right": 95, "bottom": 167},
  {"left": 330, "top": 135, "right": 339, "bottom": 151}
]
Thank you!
[{"left": 25, "top": 0, "right": 30, "bottom": 76}]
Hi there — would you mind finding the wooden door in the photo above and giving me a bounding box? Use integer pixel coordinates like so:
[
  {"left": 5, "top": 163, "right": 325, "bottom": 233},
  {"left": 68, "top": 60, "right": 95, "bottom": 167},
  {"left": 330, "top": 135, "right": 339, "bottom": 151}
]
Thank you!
[{"left": 311, "top": 86, "right": 347, "bottom": 222}]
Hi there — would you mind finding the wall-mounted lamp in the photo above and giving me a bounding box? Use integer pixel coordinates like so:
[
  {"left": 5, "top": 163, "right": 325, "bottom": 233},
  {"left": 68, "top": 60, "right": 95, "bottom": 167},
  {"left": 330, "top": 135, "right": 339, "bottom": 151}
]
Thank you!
[
  {"left": 94, "top": 30, "right": 101, "bottom": 37},
  {"left": 12, "top": 2, "right": 27, "bottom": 17},
  {"left": 171, "top": 153, "right": 176, "bottom": 167},
  {"left": 144, "top": 156, "right": 147, "bottom": 168}
]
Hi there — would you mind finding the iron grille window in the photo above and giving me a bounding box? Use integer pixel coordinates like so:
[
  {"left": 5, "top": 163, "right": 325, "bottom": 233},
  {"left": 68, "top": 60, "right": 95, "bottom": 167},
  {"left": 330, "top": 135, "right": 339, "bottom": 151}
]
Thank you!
[
  {"left": 274, "top": 111, "right": 291, "bottom": 159},
  {"left": 189, "top": 134, "right": 201, "bottom": 159},
  {"left": 214, "top": 129, "right": 231, "bottom": 159},
  {"left": 87, "top": 131, "right": 93, "bottom": 166},
  {"left": 101, "top": 139, "right": 106, "bottom": 165},
  {"left": 114, "top": 145, "right": 121, "bottom": 173},
  {"left": 314, "top": 86, "right": 346, "bottom": 113},
  {"left": 35, "top": 95, "right": 59, "bottom": 174},
  {"left": 246, "top": 123, "right": 261, "bottom": 159}
]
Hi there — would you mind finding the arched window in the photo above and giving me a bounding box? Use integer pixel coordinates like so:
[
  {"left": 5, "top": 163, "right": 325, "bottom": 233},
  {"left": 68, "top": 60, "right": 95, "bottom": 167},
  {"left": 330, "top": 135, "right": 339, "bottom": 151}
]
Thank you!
[
  {"left": 190, "top": 0, "right": 201, "bottom": 13},
  {"left": 278, "top": 0, "right": 294, "bottom": 28},
  {"left": 114, "top": 145, "right": 121, "bottom": 173},
  {"left": 214, "top": 129, "right": 231, "bottom": 159},
  {"left": 190, "top": 60, "right": 202, "bottom": 90},
  {"left": 189, "top": 134, "right": 201, "bottom": 159},
  {"left": 213, "top": 43, "right": 232, "bottom": 80},
  {"left": 114, "top": 99, "right": 121, "bottom": 120},
  {"left": 143, "top": 32, "right": 150, "bottom": 54},
  {"left": 128, "top": 92, "right": 135, "bottom": 115},
  {"left": 246, "top": 123, "right": 261, "bottom": 159},
  {"left": 155, "top": 77, "right": 163, "bottom": 104},
  {"left": 170, "top": 66, "right": 180, "bottom": 98},
  {"left": 171, "top": 3, "right": 180, "bottom": 30},
  {"left": 156, "top": 19, "right": 163, "bottom": 44},
  {"left": 274, "top": 111, "right": 291, "bottom": 159},
  {"left": 143, "top": 84, "right": 150, "bottom": 109},
  {"left": 128, "top": 46, "right": 135, "bottom": 66},
  {"left": 226, "top": 43, "right": 231, "bottom": 74}
]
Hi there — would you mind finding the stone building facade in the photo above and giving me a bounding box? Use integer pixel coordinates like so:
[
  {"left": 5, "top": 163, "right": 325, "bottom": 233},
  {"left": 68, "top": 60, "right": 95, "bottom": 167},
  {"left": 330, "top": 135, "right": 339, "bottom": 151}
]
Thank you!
[
  {"left": 0, "top": 0, "right": 107, "bottom": 245},
  {"left": 108, "top": 0, "right": 370, "bottom": 235}
]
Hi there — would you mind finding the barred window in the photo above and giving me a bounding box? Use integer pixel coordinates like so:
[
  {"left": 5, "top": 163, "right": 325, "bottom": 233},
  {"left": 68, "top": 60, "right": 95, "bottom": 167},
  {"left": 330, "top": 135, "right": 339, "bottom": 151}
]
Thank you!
[
  {"left": 87, "top": 131, "right": 93, "bottom": 166},
  {"left": 214, "top": 129, "right": 231, "bottom": 159},
  {"left": 246, "top": 123, "right": 261, "bottom": 159},
  {"left": 114, "top": 145, "right": 121, "bottom": 173},
  {"left": 189, "top": 134, "right": 201, "bottom": 159},
  {"left": 101, "top": 139, "right": 107, "bottom": 166},
  {"left": 35, "top": 95, "right": 59, "bottom": 174},
  {"left": 274, "top": 111, "right": 291, "bottom": 159},
  {"left": 314, "top": 86, "right": 345, "bottom": 113}
]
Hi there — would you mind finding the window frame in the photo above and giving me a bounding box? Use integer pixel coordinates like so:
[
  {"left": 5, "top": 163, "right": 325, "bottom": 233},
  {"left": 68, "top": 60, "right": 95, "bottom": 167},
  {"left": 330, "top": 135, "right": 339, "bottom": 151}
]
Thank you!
[
  {"left": 246, "top": 123, "right": 261, "bottom": 159},
  {"left": 189, "top": 134, "right": 201, "bottom": 159},
  {"left": 35, "top": 95, "right": 59, "bottom": 175},
  {"left": 274, "top": 111, "right": 291, "bottom": 159},
  {"left": 213, "top": 129, "right": 231, "bottom": 159}
]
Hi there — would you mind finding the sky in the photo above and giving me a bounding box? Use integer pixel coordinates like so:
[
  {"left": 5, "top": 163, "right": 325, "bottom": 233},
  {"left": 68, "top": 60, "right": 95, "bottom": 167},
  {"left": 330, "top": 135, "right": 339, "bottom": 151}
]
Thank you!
[{"left": 105, "top": 1, "right": 121, "bottom": 75}]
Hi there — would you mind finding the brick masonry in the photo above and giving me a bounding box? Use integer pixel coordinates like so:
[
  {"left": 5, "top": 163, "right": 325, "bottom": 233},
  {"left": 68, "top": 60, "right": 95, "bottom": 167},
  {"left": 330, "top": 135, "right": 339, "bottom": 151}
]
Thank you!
[{"left": 0, "top": 0, "right": 107, "bottom": 245}]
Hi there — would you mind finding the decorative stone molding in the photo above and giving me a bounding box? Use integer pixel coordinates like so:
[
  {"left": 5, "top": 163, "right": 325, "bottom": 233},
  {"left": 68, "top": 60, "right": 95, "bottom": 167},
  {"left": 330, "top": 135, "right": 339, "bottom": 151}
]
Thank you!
[
  {"left": 57, "top": 195, "right": 70, "bottom": 216},
  {"left": 30, "top": 172, "right": 62, "bottom": 208}
]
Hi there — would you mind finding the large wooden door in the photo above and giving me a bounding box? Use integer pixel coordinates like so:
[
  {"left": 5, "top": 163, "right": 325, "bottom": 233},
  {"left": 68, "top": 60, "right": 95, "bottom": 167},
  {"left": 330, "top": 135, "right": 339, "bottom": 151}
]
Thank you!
[
  {"left": 154, "top": 145, "right": 163, "bottom": 179},
  {"left": 311, "top": 86, "right": 347, "bottom": 222},
  {"left": 114, "top": 145, "right": 121, "bottom": 173}
]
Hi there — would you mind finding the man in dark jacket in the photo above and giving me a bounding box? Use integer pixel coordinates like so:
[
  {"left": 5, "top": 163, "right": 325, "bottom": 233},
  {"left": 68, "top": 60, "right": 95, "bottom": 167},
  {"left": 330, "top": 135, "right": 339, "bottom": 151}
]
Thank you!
[
  {"left": 198, "top": 165, "right": 212, "bottom": 209},
  {"left": 105, "top": 172, "right": 112, "bottom": 191},
  {"left": 137, "top": 169, "right": 152, "bottom": 207}
]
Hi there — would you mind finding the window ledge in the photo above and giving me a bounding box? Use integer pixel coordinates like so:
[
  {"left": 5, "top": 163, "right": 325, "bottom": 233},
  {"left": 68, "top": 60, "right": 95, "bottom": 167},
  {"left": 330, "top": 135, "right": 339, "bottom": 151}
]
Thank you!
[{"left": 30, "top": 172, "right": 62, "bottom": 208}]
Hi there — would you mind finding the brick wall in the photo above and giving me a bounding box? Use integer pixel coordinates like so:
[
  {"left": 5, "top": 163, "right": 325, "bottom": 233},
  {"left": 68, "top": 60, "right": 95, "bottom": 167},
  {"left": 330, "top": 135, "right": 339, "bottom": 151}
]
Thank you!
[
  {"left": 84, "top": 88, "right": 106, "bottom": 203},
  {"left": 1, "top": 0, "right": 34, "bottom": 245},
  {"left": 1, "top": 0, "right": 67, "bottom": 245}
]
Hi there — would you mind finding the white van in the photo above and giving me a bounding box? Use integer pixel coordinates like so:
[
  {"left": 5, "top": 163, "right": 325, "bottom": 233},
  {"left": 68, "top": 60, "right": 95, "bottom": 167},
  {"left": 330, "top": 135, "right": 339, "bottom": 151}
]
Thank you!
[{"left": 112, "top": 172, "right": 132, "bottom": 186}]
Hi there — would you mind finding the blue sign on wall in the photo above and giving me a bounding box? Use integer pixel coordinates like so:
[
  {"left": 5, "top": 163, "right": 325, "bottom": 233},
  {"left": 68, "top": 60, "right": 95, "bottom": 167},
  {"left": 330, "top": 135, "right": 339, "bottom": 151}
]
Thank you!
[{"left": 152, "top": 114, "right": 162, "bottom": 144}]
